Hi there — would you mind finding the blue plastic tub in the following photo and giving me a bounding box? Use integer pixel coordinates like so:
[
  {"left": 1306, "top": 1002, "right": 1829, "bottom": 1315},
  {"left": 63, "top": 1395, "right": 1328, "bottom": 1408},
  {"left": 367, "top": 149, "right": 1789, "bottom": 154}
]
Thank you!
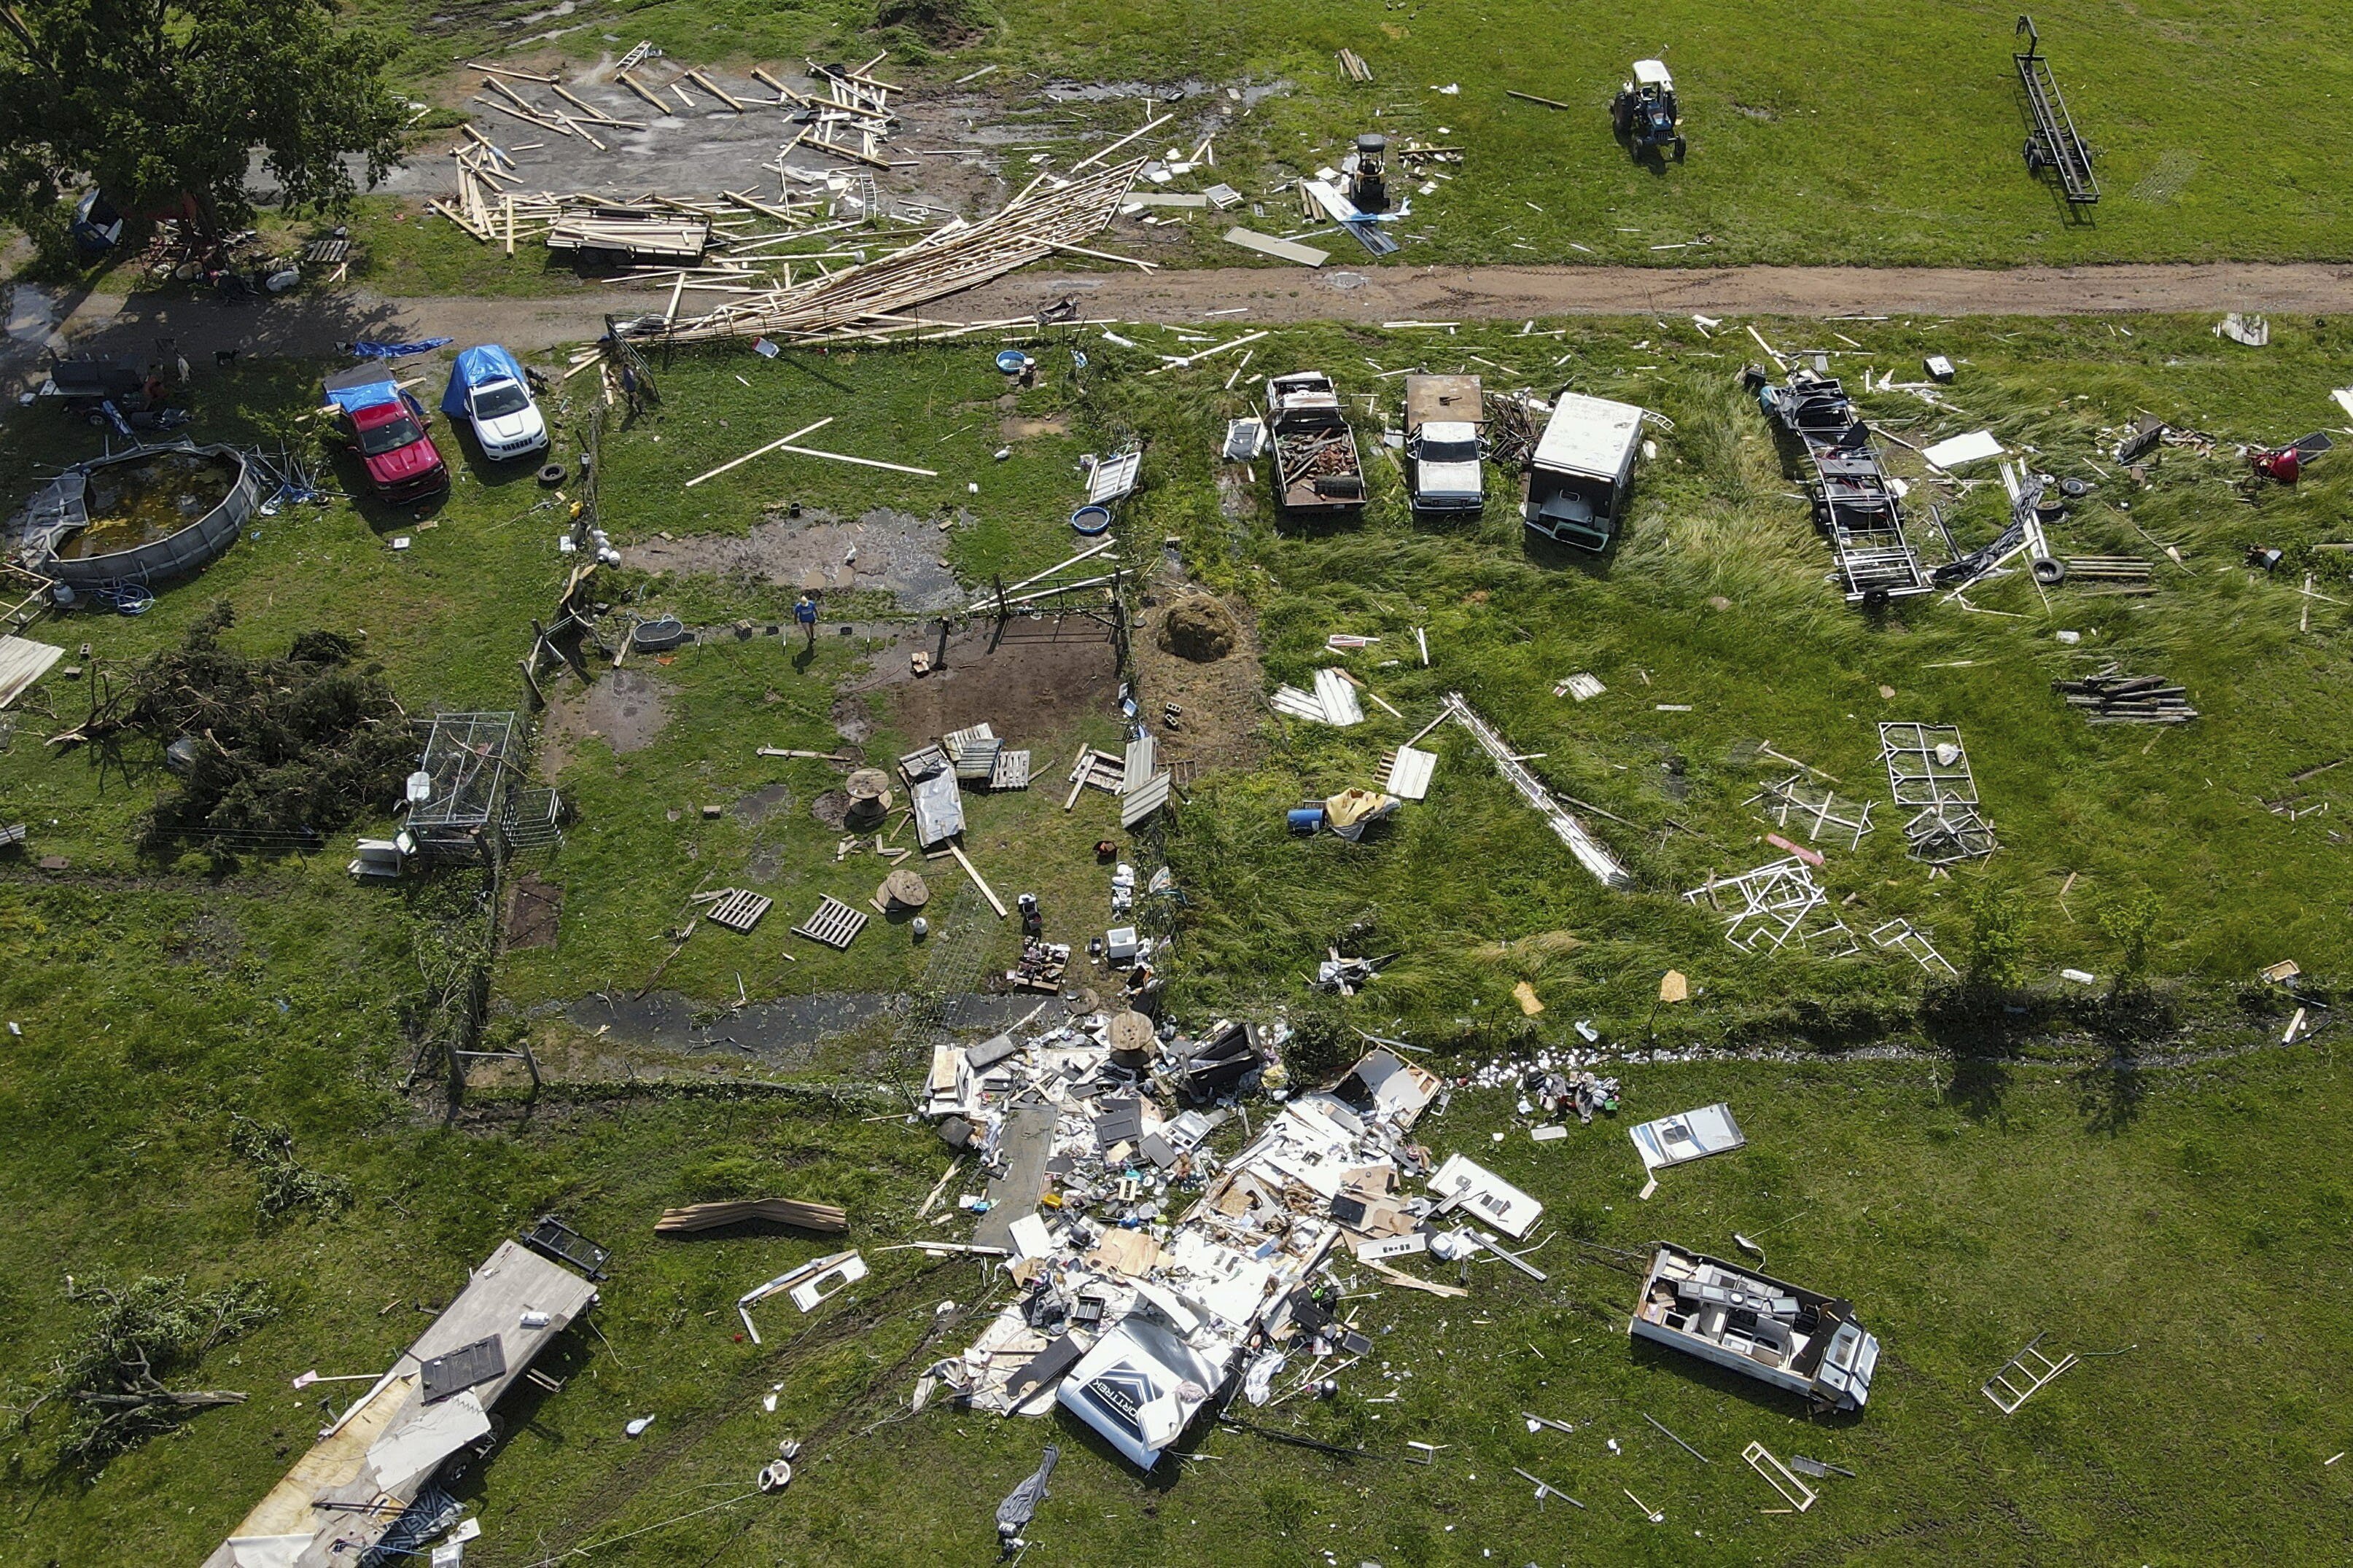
[{"left": 1070, "top": 504, "right": 1114, "bottom": 535}]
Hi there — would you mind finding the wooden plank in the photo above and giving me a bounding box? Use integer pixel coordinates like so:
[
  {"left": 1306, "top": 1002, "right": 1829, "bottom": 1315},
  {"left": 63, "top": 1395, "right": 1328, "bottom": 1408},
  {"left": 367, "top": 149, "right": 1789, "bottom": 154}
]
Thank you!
[
  {"left": 467, "top": 60, "right": 560, "bottom": 83},
  {"left": 682, "top": 417, "right": 835, "bottom": 486},
  {"left": 685, "top": 68, "right": 749, "bottom": 111},
  {"left": 946, "top": 840, "right": 1008, "bottom": 918},
  {"left": 1224, "top": 227, "right": 1329, "bottom": 268},
  {"left": 1070, "top": 111, "right": 1173, "bottom": 173},
  {"left": 615, "top": 69, "right": 674, "bottom": 114}
]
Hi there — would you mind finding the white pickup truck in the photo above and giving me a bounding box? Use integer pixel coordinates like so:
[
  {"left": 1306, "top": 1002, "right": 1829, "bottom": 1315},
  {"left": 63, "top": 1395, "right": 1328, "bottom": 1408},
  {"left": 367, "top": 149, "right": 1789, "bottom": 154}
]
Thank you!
[{"left": 1403, "top": 374, "right": 1484, "bottom": 514}]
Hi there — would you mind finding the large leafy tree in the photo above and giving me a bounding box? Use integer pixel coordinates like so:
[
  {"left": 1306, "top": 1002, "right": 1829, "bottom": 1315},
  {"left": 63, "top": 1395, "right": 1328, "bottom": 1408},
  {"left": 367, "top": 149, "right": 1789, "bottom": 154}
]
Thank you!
[{"left": 0, "top": 0, "right": 408, "bottom": 241}]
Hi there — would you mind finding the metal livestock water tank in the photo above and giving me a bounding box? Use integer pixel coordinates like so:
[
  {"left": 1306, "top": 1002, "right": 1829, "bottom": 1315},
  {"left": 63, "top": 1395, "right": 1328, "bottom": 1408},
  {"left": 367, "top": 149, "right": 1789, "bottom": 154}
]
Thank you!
[{"left": 20, "top": 442, "right": 257, "bottom": 590}]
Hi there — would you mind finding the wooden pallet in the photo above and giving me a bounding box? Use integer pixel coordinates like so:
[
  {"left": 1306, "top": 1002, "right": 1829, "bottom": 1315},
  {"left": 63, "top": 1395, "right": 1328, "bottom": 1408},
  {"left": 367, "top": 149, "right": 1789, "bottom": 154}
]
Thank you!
[
  {"left": 793, "top": 894, "right": 868, "bottom": 949},
  {"left": 704, "top": 889, "right": 773, "bottom": 933},
  {"left": 1062, "top": 746, "right": 1124, "bottom": 808},
  {"left": 991, "top": 748, "right": 1032, "bottom": 790}
]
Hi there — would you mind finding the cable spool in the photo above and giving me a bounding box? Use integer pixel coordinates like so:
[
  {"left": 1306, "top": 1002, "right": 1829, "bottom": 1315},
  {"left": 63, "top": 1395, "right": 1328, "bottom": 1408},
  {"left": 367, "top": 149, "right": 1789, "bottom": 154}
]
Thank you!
[{"left": 2031, "top": 555, "right": 2068, "bottom": 586}]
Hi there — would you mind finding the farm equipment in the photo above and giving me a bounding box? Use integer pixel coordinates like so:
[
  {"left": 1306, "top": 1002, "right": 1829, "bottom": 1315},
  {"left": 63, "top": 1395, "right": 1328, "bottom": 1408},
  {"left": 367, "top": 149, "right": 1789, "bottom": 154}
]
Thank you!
[
  {"left": 1264, "top": 371, "right": 1366, "bottom": 518},
  {"left": 1611, "top": 59, "right": 1685, "bottom": 161},
  {"left": 2014, "top": 16, "right": 2099, "bottom": 204},
  {"left": 1345, "top": 133, "right": 1390, "bottom": 212},
  {"left": 2249, "top": 432, "right": 2332, "bottom": 485}
]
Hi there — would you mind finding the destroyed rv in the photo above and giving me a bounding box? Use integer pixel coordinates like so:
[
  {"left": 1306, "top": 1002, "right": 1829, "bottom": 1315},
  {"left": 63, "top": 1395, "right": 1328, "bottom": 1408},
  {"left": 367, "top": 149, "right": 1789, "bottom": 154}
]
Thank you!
[
  {"left": 1631, "top": 1242, "right": 1880, "bottom": 1413},
  {"left": 914, "top": 1041, "right": 1555, "bottom": 1470}
]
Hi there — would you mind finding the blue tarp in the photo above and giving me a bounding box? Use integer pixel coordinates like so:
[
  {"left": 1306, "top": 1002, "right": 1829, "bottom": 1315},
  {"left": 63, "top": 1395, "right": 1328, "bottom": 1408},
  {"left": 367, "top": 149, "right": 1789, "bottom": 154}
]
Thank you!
[
  {"left": 322, "top": 375, "right": 402, "bottom": 416},
  {"left": 344, "top": 338, "right": 453, "bottom": 359},
  {"left": 440, "top": 344, "right": 529, "bottom": 418}
]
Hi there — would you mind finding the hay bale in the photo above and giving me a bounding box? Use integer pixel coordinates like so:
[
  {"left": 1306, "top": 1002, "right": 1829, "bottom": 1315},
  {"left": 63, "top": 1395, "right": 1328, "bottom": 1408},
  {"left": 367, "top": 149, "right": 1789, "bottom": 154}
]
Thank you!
[{"left": 1158, "top": 594, "right": 1237, "bottom": 662}]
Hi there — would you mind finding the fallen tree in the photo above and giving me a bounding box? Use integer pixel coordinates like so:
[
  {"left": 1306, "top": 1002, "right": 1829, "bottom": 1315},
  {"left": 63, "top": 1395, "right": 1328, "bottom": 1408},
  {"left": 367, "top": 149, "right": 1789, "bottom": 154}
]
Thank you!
[
  {"left": 54, "top": 603, "right": 414, "bottom": 851},
  {"left": 13, "top": 1273, "right": 273, "bottom": 1467}
]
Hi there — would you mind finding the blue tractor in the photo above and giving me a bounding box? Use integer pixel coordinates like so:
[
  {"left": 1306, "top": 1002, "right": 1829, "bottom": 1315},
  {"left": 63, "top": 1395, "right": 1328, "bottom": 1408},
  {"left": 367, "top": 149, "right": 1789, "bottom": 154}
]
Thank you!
[{"left": 1611, "top": 58, "right": 1686, "bottom": 161}]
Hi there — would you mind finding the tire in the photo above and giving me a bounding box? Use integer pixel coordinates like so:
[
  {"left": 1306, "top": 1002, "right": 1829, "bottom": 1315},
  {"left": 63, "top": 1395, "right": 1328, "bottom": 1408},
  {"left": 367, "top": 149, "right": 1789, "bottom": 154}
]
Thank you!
[
  {"left": 1673, "top": 137, "right": 1687, "bottom": 162},
  {"left": 537, "top": 462, "right": 567, "bottom": 485}
]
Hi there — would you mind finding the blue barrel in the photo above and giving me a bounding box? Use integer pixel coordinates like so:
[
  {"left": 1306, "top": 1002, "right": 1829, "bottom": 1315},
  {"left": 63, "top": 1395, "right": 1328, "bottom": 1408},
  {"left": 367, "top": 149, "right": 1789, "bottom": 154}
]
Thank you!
[
  {"left": 1070, "top": 504, "right": 1113, "bottom": 534},
  {"left": 1287, "top": 807, "right": 1324, "bottom": 835}
]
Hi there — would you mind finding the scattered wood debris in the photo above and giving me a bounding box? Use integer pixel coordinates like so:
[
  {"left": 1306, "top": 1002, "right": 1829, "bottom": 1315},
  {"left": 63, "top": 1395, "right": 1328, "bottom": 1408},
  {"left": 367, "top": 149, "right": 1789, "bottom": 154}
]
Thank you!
[
  {"left": 655, "top": 1198, "right": 848, "bottom": 1236},
  {"left": 2053, "top": 669, "right": 2197, "bottom": 724}
]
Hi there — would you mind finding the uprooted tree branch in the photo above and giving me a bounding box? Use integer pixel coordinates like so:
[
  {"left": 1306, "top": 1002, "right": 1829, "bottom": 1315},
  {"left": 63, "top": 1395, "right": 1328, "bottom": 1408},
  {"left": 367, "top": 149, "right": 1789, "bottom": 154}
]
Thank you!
[
  {"left": 9, "top": 1273, "right": 273, "bottom": 1467},
  {"left": 50, "top": 602, "right": 416, "bottom": 853},
  {"left": 227, "top": 1114, "right": 353, "bottom": 1222}
]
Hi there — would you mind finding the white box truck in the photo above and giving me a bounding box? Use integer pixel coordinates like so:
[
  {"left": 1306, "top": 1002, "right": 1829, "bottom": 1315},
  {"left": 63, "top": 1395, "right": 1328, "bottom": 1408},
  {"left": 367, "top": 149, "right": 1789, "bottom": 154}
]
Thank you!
[{"left": 1523, "top": 391, "right": 1646, "bottom": 551}]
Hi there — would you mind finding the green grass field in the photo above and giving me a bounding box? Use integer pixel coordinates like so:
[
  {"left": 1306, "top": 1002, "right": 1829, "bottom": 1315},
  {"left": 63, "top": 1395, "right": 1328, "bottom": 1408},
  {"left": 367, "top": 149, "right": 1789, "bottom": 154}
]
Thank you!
[
  {"left": 319, "top": 0, "right": 2353, "bottom": 281},
  {"left": 4, "top": 311, "right": 2352, "bottom": 1562}
]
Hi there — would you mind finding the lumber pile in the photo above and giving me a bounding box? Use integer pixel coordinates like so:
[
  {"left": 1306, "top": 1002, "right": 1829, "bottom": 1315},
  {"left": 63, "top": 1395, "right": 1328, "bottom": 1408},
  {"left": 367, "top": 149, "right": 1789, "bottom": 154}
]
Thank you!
[
  {"left": 2053, "top": 669, "right": 2197, "bottom": 725},
  {"left": 623, "top": 157, "right": 1146, "bottom": 346},
  {"left": 654, "top": 1197, "right": 850, "bottom": 1236},
  {"left": 545, "top": 208, "right": 714, "bottom": 263}
]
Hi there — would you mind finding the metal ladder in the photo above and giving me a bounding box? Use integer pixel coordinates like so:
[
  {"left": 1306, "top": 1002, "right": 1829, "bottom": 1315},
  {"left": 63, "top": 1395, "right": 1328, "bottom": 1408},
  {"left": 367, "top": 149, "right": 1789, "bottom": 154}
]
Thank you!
[
  {"left": 1982, "top": 1332, "right": 2078, "bottom": 1413},
  {"left": 1442, "top": 693, "right": 1632, "bottom": 888}
]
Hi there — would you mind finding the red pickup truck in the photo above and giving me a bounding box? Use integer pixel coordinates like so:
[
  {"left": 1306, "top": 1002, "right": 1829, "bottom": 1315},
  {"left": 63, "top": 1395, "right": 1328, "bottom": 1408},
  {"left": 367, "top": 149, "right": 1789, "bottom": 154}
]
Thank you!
[{"left": 322, "top": 370, "right": 450, "bottom": 504}]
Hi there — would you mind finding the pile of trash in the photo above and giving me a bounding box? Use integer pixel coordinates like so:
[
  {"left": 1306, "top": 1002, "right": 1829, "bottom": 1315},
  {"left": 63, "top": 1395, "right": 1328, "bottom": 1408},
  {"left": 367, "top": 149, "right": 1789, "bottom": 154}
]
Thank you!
[{"left": 914, "top": 1037, "right": 1551, "bottom": 1469}]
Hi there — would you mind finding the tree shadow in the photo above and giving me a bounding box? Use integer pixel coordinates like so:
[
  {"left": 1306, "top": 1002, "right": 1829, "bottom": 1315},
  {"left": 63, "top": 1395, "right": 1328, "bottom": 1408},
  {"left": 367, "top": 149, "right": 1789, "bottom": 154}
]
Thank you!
[
  {"left": 1919, "top": 981, "right": 2039, "bottom": 1123},
  {"left": 2074, "top": 1056, "right": 2146, "bottom": 1135}
]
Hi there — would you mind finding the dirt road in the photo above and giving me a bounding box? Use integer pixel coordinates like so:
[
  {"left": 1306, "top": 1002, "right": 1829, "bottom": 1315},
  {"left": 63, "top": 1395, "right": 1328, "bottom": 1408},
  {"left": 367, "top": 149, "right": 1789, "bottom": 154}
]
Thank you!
[
  {"left": 10, "top": 261, "right": 2349, "bottom": 386},
  {"left": 953, "top": 260, "right": 2353, "bottom": 323}
]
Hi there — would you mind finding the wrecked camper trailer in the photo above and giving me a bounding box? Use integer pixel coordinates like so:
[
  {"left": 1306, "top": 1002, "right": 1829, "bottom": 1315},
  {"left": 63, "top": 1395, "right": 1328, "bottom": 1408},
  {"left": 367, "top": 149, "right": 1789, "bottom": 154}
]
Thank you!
[{"left": 1630, "top": 1242, "right": 1879, "bottom": 1413}]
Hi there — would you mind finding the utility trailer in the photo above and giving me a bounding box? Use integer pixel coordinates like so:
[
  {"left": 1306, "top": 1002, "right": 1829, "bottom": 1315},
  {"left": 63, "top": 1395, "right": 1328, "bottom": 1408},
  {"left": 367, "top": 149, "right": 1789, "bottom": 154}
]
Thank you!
[
  {"left": 1402, "top": 373, "right": 1484, "bottom": 514},
  {"left": 2014, "top": 16, "right": 2099, "bottom": 205},
  {"left": 1265, "top": 371, "right": 1366, "bottom": 517},
  {"left": 1631, "top": 1241, "right": 1880, "bottom": 1413},
  {"left": 1748, "top": 366, "right": 1932, "bottom": 601}
]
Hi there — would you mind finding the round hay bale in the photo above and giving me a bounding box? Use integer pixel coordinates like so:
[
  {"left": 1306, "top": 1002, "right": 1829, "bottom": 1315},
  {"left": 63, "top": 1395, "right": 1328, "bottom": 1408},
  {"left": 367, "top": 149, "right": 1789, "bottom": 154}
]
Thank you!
[
  {"left": 1157, "top": 594, "right": 1237, "bottom": 663},
  {"left": 881, "top": 870, "right": 930, "bottom": 909}
]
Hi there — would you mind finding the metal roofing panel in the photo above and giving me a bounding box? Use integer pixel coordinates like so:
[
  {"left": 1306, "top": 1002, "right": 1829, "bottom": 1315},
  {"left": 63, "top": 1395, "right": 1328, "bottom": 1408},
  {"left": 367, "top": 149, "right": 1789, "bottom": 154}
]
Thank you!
[
  {"left": 1532, "top": 391, "right": 1646, "bottom": 481},
  {"left": 1384, "top": 744, "right": 1437, "bottom": 800},
  {"left": 1121, "top": 733, "right": 1158, "bottom": 793},
  {"left": 0, "top": 636, "right": 64, "bottom": 710},
  {"left": 1121, "top": 771, "right": 1172, "bottom": 827},
  {"left": 1313, "top": 667, "right": 1364, "bottom": 726},
  {"left": 911, "top": 767, "right": 965, "bottom": 847},
  {"left": 1269, "top": 684, "right": 1329, "bottom": 722}
]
